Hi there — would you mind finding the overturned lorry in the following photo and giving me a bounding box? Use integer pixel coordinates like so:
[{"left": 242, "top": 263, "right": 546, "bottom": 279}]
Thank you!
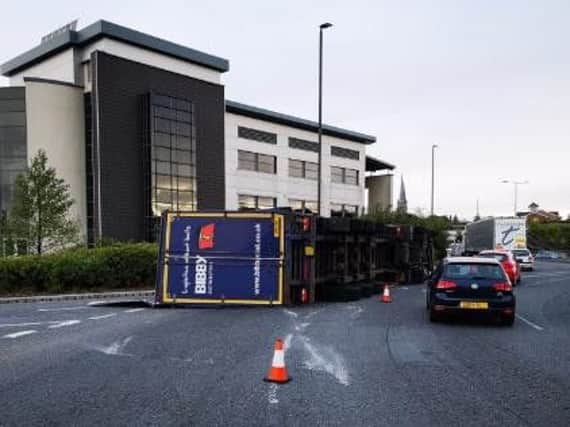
[{"left": 154, "top": 210, "right": 434, "bottom": 306}]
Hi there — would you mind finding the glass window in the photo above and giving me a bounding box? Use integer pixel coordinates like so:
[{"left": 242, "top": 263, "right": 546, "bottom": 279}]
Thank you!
[
  {"left": 289, "top": 159, "right": 304, "bottom": 178},
  {"left": 330, "top": 203, "right": 344, "bottom": 216},
  {"left": 176, "top": 177, "right": 194, "bottom": 191},
  {"left": 305, "top": 162, "right": 318, "bottom": 180},
  {"left": 154, "top": 133, "right": 171, "bottom": 148},
  {"left": 238, "top": 194, "right": 276, "bottom": 210},
  {"left": 149, "top": 94, "right": 196, "bottom": 218},
  {"left": 257, "top": 196, "right": 276, "bottom": 210},
  {"left": 345, "top": 169, "right": 359, "bottom": 185},
  {"left": 238, "top": 150, "right": 276, "bottom": 174},
  {"left": 155, "top": 118, "right": 171, "bottom": 134},
  {"left": 238, "top": 150, "right": 256, "bottom": 171},
  {"left": 331, "top": 167, "right": 344, "bottom": 183},
  {"left": 258, "top": 154, "right": 276, "bottom": 174},
  {"left": 289, "top": 199, "right": 304, "bottom": 210},
  {"left": 173, "top": 150, "right": 192, "bottom": 164},
  {"left": 174, "top": 136, "right": 191, "bottom": 151},
  {"left": 238, "top": 194, "right": 257, "bottom": 210}
]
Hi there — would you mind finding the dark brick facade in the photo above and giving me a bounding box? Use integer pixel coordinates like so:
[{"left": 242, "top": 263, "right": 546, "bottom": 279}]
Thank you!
[{"left": 90, "top": 51, "right": 225, "bottom": 241}]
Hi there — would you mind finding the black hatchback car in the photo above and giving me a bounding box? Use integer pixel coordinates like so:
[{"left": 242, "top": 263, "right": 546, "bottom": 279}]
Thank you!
[{"left": 426, "top": 257, "right": 516, "bottom": 325}]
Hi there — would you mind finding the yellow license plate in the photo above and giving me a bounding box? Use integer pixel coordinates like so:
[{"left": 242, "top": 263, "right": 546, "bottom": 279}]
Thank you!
[{"left": 460, "top": 301, "right": 489, "bottom": 309}]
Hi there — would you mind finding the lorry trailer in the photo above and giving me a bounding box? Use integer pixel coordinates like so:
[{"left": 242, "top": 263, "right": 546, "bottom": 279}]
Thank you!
[
  {"left": 154, "top": 210, "right": 434, "bottom": 306},
  {"left": 464, "top": 217, "right": 527, "bottom": 255}
]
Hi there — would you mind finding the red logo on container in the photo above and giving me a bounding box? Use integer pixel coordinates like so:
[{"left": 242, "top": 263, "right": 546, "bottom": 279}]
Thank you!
[{"left": 199, "top": 223, "right": 215, "bottom": 249}]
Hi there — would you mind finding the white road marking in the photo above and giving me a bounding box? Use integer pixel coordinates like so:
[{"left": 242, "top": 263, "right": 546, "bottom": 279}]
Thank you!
[
  {"left": 38, "top": 307, "right": 87, "bottom": 312},
  {"left": 283, "top": 309, "right": 298, "bottom": 318},
  {"left": 267, "top": 383, "right": 279, "bottom": 404},
  {"left": 124, "top": 308, "right": 145, "bottom": 313},
  {"left": 284, "top": 333, "right": 294, "bottom": 350},
  {"left": 48, "top": 320, "right": 81, "bottom": 329},
  {"left": 300, "top": 335, "right": 349, "bottom": 386},
  {"left": 88, "top": 313, "right": 117, "bottom": 320},
  {"left": 304, "top": 308, "right": 324, "bottom": 319},
  {"left": 95, "top": 336, "right": 133, "bottom": 356},
  {"left": 2, "top": 330, "right": 38, "bottom": 339},
  {"left": 349, "top": 306, "right": 364, "bottom": 319},
  {"left": 401, "top": 286, "right": 409, "bottom": 290},
  {"left": 516, "top": 314, "right": 544, "bottom": 331},
  {"left": 0, "top": 322, "right": 44, "bottom": 328}
]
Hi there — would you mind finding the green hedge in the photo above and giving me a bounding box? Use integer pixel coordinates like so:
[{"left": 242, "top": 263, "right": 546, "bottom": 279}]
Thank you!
[{"left": 0, "top": 243, "right": 158, "bottom": 296}]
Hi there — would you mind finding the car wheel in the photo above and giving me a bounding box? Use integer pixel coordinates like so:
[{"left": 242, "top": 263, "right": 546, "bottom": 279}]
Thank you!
[
  {"left": 429, "top": 306, "right": 439, "bottom": 322},
  {"left": 502, "top": 315, "right": 515, "bottom": 327}
]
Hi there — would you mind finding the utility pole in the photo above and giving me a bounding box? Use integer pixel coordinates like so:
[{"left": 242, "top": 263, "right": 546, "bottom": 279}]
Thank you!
[
  {"left": 317, "top": 22, "right": 333, "bottom": 216},
  {"left": 430, "top": 144, "right": 438, "bottom": 216},
  {"left": 500, "top": 179, "right": 529, "bottom": 216}
]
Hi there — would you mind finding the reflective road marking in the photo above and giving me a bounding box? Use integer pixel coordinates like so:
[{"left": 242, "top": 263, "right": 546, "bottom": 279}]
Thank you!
[
  {"left": 88, "top": 314, "right": 117, "bottom": 320},
  {"left": 2, "top": 330, "right": 38, "bottom": 339},
  {"left": 48, "top": 320, "right": 81, "bottom": 329},
  {"left": 516, "top": 314, "right": 544, "bottom": 331}
]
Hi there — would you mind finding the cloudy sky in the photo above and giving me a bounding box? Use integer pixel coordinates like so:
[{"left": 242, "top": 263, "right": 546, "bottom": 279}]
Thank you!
[{"left": 1, "top": 0, "right": 568, "bottom": 219}]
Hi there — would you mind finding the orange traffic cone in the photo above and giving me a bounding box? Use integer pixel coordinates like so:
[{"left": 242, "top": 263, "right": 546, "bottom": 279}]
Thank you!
[
  {"left": 264, "top": 338, "right": 291, "bottom": 383},
  {"left": 301, "top": 288, "right": 308, "bottom": 304},
  {"left": 380, "top": 284, "right": 392, "bottom": 303}
]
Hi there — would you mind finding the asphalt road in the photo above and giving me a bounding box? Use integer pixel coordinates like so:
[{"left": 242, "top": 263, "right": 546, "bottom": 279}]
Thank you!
[{"left": 1, "top": 261, "right": 569, "bottom": 426}]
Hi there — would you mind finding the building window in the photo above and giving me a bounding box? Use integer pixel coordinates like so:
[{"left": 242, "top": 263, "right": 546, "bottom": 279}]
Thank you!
[
  {"left": 238, "top": 194, "right": 277, "bottom": 210},
  {"left": 238, "top": 126, "right": 277, "bottom": 144},
  {"left": 238, "top": 150, "right": 276, "bottom": 174},
  {"left": 289, "top": 159, "right": 318, "bottom": 180},
  {"left": 331, "top": 146, "right": 359, "bottom": 160},
  {"left": 0, "top": 88, "right": 27, "bottom": 216},
  {"left": 149, "top": 94, "right": 196, "bottom": 217},
  {"left": 331, "top": 166, "right": 359, "bottom": 185},
  {"left": 289, "top": 199, "right": 317, "bottom": 212},
  {"left": 331, "top": 203, "right": 359, "bottom": 217},
  {"left": 289, "top": 137, "right": 319, "bottom": 152}
]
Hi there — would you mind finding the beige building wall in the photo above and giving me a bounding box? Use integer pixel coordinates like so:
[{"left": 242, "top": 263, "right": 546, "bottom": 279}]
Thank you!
[
  {"left": 366, "top": 174, "right": 393, "bottom": 213},
  {"left": 25, "top": 79, "right": 87, "bottom": 240}
]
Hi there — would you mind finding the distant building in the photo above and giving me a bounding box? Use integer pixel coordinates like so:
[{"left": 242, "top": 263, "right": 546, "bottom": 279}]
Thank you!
[
  {"left": 516, "top": 202, "right": 561, "bottom": 224},
  {"left": 396, "top": 175, "right": 408, "bottom": 213},
  {"left": 0, "top": 19, "right": 396, "bottom": 243}
]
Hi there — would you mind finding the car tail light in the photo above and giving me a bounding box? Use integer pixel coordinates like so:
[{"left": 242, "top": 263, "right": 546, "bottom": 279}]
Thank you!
[
  {"left": 436, "top": 280, "right": 458, "bottom": 289},
  {"left": 493, "top": 282, "right": 512, "bottom": 292}
]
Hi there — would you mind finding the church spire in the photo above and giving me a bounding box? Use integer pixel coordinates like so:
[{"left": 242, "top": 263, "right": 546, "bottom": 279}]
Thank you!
[{"left": 397, "top": 175, "right": 408, "bottom": 213}]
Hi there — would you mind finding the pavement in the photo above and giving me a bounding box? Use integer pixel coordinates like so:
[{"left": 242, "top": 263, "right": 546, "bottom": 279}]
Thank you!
[{"left": 0, "top": 261, "right": 569, "bottom": 426}]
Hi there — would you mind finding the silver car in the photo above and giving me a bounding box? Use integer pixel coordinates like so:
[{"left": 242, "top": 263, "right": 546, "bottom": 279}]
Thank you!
[{"left": 512, "top": 248, "right": 534, "bottom": 271}]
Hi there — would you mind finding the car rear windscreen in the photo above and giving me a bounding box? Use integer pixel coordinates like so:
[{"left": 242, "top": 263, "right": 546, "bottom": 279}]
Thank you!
[
  {"left": 479, "top": 253, "right": 508, "bottom": 262},
  {"left": 444, "top": 263, "right": 506, "bottom": 280},
  {"left": 513, "top": 250, "right": 530, "bottom": 257}
]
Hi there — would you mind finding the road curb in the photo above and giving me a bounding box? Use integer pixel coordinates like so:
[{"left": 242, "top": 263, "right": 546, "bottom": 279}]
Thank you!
[{"left": 0, "top": 290, "right": 155, "bottom": 304}]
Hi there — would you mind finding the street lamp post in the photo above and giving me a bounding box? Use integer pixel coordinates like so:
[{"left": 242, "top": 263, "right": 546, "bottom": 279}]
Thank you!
[
  {"left": 500, "top": 179, "right": 529, "bottom": 216},
  {"left": 317, "top": 22, "right": 333, "bottom": 216},
  {"left": 430, "top": 144, "right": 438, "bottom": 216}
]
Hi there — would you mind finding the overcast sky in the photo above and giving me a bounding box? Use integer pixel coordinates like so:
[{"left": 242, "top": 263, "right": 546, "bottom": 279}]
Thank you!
[{"left": 1, "top": 0, "right": 568, "bottom": 220}]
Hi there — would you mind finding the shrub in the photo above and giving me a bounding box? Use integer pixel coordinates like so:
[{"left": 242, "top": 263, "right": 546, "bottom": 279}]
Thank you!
[{"left": 0, "top": 243, "right": 158, "bottom": 296}]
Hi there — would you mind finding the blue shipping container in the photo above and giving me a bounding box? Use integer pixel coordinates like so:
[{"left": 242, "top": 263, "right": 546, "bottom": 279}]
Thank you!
[{"left": 155, "top": 212, "right": 285, "bottom": 305}]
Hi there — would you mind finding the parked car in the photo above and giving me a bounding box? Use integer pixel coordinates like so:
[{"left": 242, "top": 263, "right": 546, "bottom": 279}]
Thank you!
[
  {"left": 478, "top": 249, "right": 521, "bottom": 285},
  {"left": 535, "top": 250, "right": 561, "bottom": 260},
  {"left": 426, "top": 257, "right": 515, "bottom": 325},
  {"left": 512, "top": 248, "right": 534, "bottom": 271}
]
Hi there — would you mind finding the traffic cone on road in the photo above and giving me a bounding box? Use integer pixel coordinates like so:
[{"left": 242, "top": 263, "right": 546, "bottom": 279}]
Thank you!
[
  {"left": 301, "top": 288, "right": 308, "bottom": 304},
  {"left": 264, "top": 338, "right": 291, "bottom": 384},
  {"left": 380, "top": 284, "right": 392, "bottom": 303}
]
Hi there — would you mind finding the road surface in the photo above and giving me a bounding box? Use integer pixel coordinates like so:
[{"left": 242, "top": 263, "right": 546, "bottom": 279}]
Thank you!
[{"left": 1, "top": 261, "right": 569, "bottom": 426}]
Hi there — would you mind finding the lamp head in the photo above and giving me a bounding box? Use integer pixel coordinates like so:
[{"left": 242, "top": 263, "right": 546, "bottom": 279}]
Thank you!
[{"left": 320, "top": 22, "right": 333, "bottom": 29}]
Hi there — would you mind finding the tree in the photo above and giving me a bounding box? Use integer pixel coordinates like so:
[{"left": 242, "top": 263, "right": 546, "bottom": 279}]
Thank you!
[{"left": 9, "top": 149, "right": 79, "bottom": 255}]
